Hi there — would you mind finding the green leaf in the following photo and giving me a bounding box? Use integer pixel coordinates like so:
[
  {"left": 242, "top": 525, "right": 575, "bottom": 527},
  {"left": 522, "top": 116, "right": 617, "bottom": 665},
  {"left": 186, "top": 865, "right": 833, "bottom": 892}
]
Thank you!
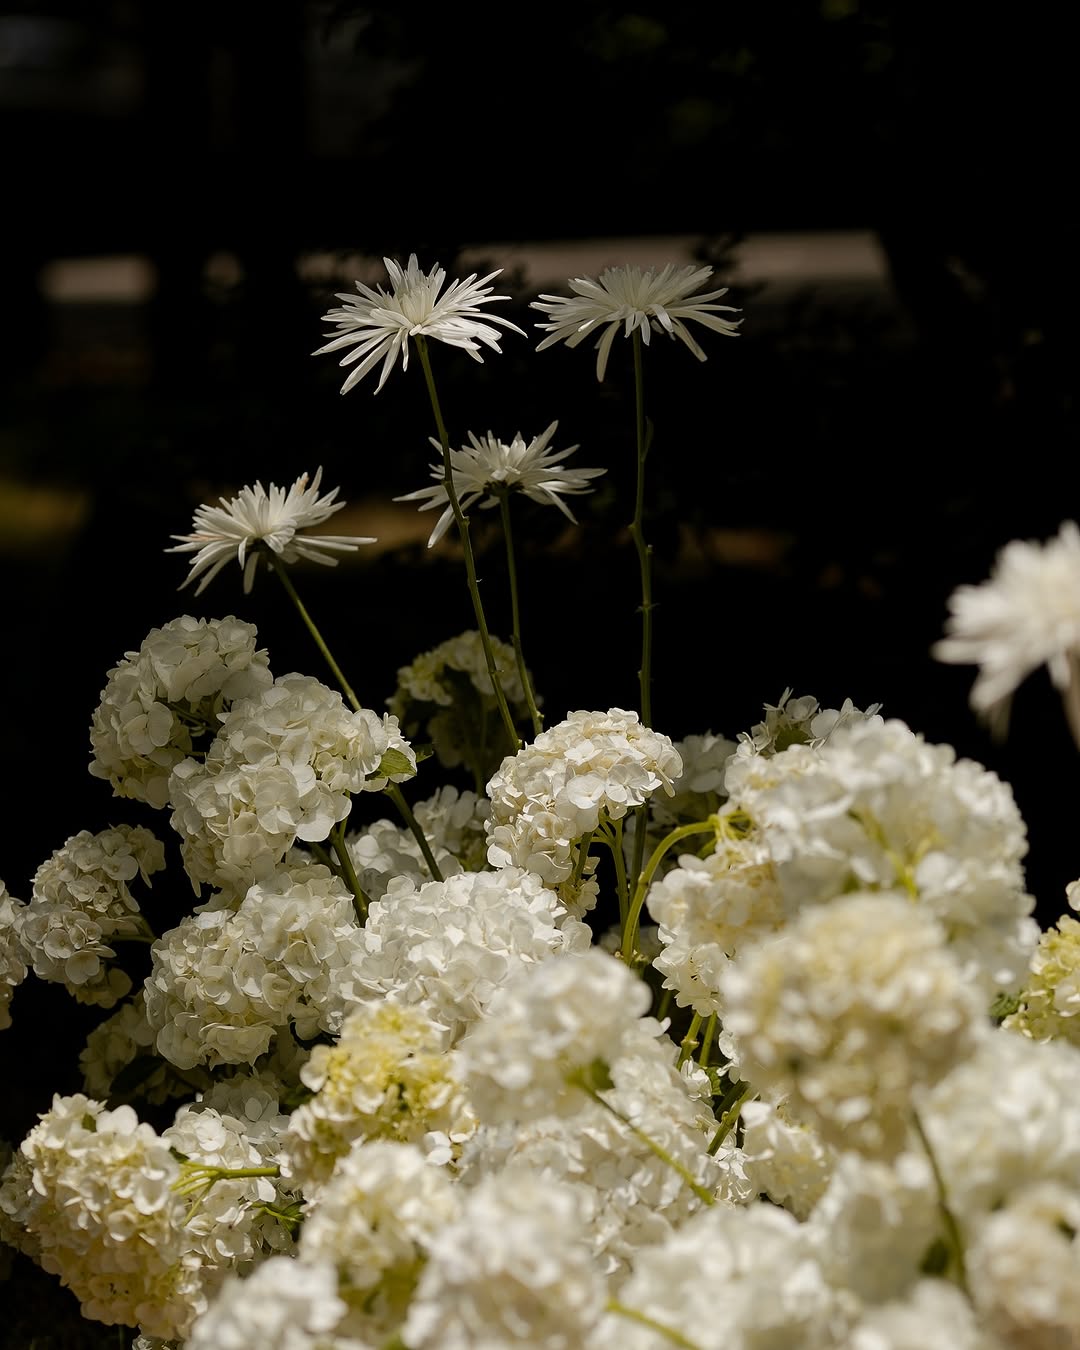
[{"left": 374, "top": 747, "right": 416, "bottom": 780}]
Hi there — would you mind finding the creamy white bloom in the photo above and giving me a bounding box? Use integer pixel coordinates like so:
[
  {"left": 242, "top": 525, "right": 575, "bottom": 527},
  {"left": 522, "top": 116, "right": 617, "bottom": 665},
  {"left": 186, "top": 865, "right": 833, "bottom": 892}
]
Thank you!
[
  {"left": 533, "top": 262, "right": 741, "bottom": 380},
  {"left": 80, "top": 991, "right": 210, "bottom": 1104},
  {"left": 403, "top": 1171, "right": 606, "bottom": 1350},
  {"left": 721, "top": 893, "right": 982, "bottom": 1158},
  {"left": 740, "top": 1098, "right": 835, "bottom": 1220},
  {"left": 396, "top": 421, "right": 606, "bottom": 546},
  {"left": 934, "top": 521, "right": 1080, "bottom": 735},
  {"left": 313, "top": 253, "right": 525, "bottom": 394},
  {"left": 735, "top": 688, "right": 883, "bottom": 757},
  {"left": 1004, "top": 912, "right": 1080, "bottom": 1046},
  {"left": 90, "top": 615, "right": 273, "bottom": 808},
  {"left": 345, "top": 785, "right": 489, "bottom": 900},
  {"left": 848, "top": 1278, "right": 989, "bottom": 1350},
  {"left": 186, "top": 1255, "right": 347, "bottom": 1350},
  {"left": 0, "top": 881, "right": 28, "bottom": 1030},
  {"left": 168, "top": 468, "right": 374, "bottom": 595}
]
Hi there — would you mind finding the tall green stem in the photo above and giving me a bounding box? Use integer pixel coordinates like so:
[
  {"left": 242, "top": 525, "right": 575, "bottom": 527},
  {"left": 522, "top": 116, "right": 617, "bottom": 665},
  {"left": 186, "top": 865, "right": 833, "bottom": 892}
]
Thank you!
[
  {"left": 497, "top": 491, "right": 543, "bottom": 736},
  {"left": 629, "top": 328, "right": 654, "bottom": 728},
  {"left": 605, "top": 1301, "right": 704, "bottom": 1350},
  {"left": 622, "top": 819, "right": 717, "bottom": 963},
  {"left": 912, "top": 1107, "right": 972, "bottom": 1297},
  {"left": 331, "top": 820, "right": 369, "bottom": 923},
  {"left": 677, "top": 1012, "right": 704, "bottom": 1068},
  {"left": 415, "top": 336, "right": 521, "bottom": 751},
  {"left": 598, "top": 818, "right": 630, "bottom": 925},
  {"left": 385, "top": 783, "right": 444, "bottom": 882}
]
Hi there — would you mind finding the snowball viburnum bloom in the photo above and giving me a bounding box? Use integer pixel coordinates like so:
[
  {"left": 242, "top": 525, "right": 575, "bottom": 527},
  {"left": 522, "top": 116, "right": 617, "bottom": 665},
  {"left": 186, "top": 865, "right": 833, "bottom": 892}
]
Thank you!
[
  {"left": 934, "top": 520, "right": 1080, "bottom": 736},
  {"left": 396, "top": 421, "right": 607, "bottom": 546},
  {"left": 532, "top": 262, "right": 741, "bottom": 380},
  {"left": 313, "top": 254, "right": 526, "bottom": 394},
  {"left": 167, "top": 468, "right": 374, "bottom": 594}
]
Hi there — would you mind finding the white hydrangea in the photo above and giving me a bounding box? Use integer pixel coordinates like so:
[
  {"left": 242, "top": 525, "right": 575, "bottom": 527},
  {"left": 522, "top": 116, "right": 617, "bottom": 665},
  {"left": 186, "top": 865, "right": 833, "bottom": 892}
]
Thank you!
[
  {"left": 18, "top": 826, "right": 165, "bottom": 1007},
  {"left": 462, "top": 948, "right": 651, "bottom": 1122},
  {"left": 0, "top": 881, "right": 28, "bottom": 1030},
  {"left": 185, "top": 1255, "right": 348, "bottom": 1350},
  {"left": 3, "top": 1093, "right": 200, "bottom": 1340},
  {"left": 734, "top": 688, "right": 882, "bottom": 758},
  {"left": 325, "top": 867, "right": 591, "bottom": 1041},
  {"left": 89, "top": 615, "right": 273, "bottom": 809},
  {"left": 647, "top": 826, "right": 785, "bottom": 1015},
  {"left": 591, "top": 1202, "right": 849, "bottom": 1350},
  {"left": 724, "top": 717, "right": 1038, "bottom": 993},
  {"left": 487, "top": 708, "right": 683, "bottom": 884},
  {"left": 848, "top": 1278, "right": 989, "bottom": 1350},
  {"left": 169, "top": 673, "right": 415, "bottom": 891},
  {"left": 740, "top": 1098, "right": 836, "bottom": 1220},
  {"left": 80, "top": 991, "right": 210, "bottom": 1104},
  {"left": 403, "top": 1171, "right": 606, "bottom": 1350},
  {"left": 721, "top": 893, "right": 982, "bottom": 1158},
  {"left": 1003, "top": 912, "right": 1080, "bottom": 1046},
  {"left": 345, "top": 785, "right": 489, "bottom": 900},
  {"left": 300, "top": 1139, "right": 459, "bottom": 1340},
  {"left": 650, "top": 730, "right": 735, "bottom": 827},
  {"left": 144, "top": 863, "right": 364, "bottom": 1069},
  {"left": 283, "top": 1001, "right": 471, "bottom": 1191}
]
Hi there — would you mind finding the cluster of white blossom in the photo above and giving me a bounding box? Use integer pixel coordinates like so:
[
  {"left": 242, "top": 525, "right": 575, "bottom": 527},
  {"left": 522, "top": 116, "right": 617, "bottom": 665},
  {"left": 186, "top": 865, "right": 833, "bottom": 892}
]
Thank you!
[
  {"left": 89, "top": 615, "right": 273, "bottom": 809},
  {"left": 80, "top": 990, "right": 210, "bottom": 1104},
  {"left": 1003, "top": 907, "right": 1080, "bottom": 1046},
  {"left": 16, "top": 826, "right": 164, "bottom": 1006},
  {"left": 169, "top": 673, "right": 414, "bottom": 890},
  {"left": 0, "top": 881, "right": 28, "bottom": 1029},
  {"left": 345, "top": 785, "right": 489, "bottom": 899},
  {"left": 144, "top": 863, "right": 364, "bottom": 1068},
  {"left": 185, "top": 1255, "right": 348, "bottom": 1350},
  {"left": 487, "top": 707, "right": 683, "bottom": 883}
]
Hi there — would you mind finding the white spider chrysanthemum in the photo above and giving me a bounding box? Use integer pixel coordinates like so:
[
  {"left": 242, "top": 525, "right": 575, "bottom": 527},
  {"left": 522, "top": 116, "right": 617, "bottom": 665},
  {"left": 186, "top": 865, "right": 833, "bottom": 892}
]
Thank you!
[
  {"left": 167, "top": 468, "right": 374, "bottom": 595},
  {"left": 395, "top": 421, "right": 607, "bottom": 546},
  {"left": 313, "top": 254, "right": 526, "bottom": 394},
  {"left": 934, "top": 520, "right": 1080, "bottom": 737},
  {"left": 532, "top": 262, "right": 741, "bottom": 380}
]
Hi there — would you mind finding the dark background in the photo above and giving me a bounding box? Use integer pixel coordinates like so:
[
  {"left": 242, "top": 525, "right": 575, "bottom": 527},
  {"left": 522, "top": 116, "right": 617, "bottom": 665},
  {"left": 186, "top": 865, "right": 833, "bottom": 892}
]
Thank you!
[{"left": 0, "top": 7, "right": 1076, "bottom": 1328}]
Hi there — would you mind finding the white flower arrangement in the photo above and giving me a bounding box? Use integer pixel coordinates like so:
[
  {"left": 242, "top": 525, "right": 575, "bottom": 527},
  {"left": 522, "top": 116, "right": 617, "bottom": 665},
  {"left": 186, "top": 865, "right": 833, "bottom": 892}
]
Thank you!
[{"left": 2, "top": 251, "right": 1079, "bottom": 1350}]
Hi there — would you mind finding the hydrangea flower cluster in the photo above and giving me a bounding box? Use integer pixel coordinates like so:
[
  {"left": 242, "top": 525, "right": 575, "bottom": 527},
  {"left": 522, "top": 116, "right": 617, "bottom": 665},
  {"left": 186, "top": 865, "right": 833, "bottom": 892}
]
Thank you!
[
  {"left": 486, "top": 707, "right": 683, "bottom": 883},
  {"left": 1003, "top": 910, "right": 1080, "bottom": 1046},
  {"left": 0, "top": 882, "right": 28, "bottom": 1030},
  {"left": 89, "top": 615, "right": 273, "bottom": 809},
  {"left": 346, "top": 784, "right": 489, "bottom": 899}
]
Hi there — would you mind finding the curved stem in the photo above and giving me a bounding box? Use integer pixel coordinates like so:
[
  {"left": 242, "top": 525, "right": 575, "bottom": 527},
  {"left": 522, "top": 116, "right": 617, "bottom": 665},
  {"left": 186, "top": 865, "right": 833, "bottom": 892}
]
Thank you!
[
  {"left": 605, "top": 1301, "right": 704, "bottom": 1350},
  {"left": 267, "top": 550, "right": 361, "bottom": 711},
  {"left": 571, "top": 830, "right": 595, "bottom": 886},
  {"left": 698, "top": 1013, "right": 717, "bottom": 1067},
  {"left": 622, "top": 819, "right": 717, "bottom": 964},
  {"left": 707, "top": 1082, "right": 751, "bottom": 1155},
  {"left": 629, "top": 328, "right": 654, "bottom": 727},
  {"left": 497, "top": 491, "right": 543, "bottom": 736},
  {"left": 385, "top": 782, "right": 444, "bottom": 883},
  {"left": 598, "top": 818, "right": 630, "bottom": 925},
  {"left": 330, "top": 819, "right": 369, "bottom": 923},
  {"left": 415, "top": 336, "right": 521, "bottom": 751},
  {"left": 677, "top": 1012, "right": 704, "bottom": 1068},
  {"left": 912, "top": 1106, "right": 972, "bottom": 1297},
  {"left": 580, "top": 1082, "right": 714, "bottom": 1207}
]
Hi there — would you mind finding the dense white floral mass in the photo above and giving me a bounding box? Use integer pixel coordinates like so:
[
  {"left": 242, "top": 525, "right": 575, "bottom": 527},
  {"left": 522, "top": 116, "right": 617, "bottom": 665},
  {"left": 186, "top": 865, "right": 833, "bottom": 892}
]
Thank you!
[
  {"left": 345, "top": 784, "right": 489, "bottom": 899},
  {"left": 486, "top": 708, "right": 682, "bottom": 883},
  {"left": 0, "top": 881, "right": 28, "bottom": 1030},
  {"left": 144, "top": 863, "right": 364, "bottom": 1069},
  {"left": 1003, "top": 911, "right": 1080, "bottom": 1046},
  {"left": 169, "top": 673, "right": 414, "bottom": 890},
  {"left": 89, "top": 615, "right": 273, "bottom": 808},
  {"left": 80, "top": 990, "right": 209, "bottom": 1104},
  {"left": 185, "top": 1255, "right": 347, "bottom": 1350}
]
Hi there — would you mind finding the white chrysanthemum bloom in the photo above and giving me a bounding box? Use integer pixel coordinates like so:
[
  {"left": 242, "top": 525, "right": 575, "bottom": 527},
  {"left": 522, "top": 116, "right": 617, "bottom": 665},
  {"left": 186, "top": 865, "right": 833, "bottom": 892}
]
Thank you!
[
  {"left": 144, "top": 863, "right": 364, "bottom": 1070},
  {"left": 486, "top": 708, "right": 682, "bottom": 884},
  {"left": 4, "top": 1093, "right": 200, "bottom": 1340},
  {"left": 185, "top": 1255, "right": 347, "bottom": 1350},
  {"left": 532, "top": 262, "right": 741, "bottom": 381},
  {"left": 740, "top": 1098, "right": 836, "bottom": 1220},
  {"left": 396, "top": 421, "right": 607, "bottom": 546},
  {"left": 462, "top": 949, "right": 651, "bottom": 1123},
  {"left": 722, "top": 893, "right": 982, "bottom": 1159},
  {"left": 89, "top": 615, "right": 273, "bottom": 809},
  {"left": 967, "top": 1181, "right": 1080, "bottom": 1349},
  {"left": 283, "top": 1001, "right": 471, "bottom": 1192},
  {"left": 934, "top": 521, "right": 1080, "bottom": 737},
  {"left": 848, "top": 1278, "right": 988, "bottom": 1350},
  {"left": 17, "top": 826, "right": 164, "bottom": 1007},
  {"left": 345, "top": 785, "right": 489, "bottom": 901},
  {"left": 646, "top": 826, "right": 785, "bottom": 1015},
  {"left": 169, "top": 673, "right": 414, "bottom": 891},
  {"left": 168, "top": 467, "right": 375, "bottom": 595},
  {"left": 458, "top": 1019, "right": 747, "bottom": 1277},
  {"left": 0, "top": 881, "right": 28, "bottom": 1030},
  {"left": 313, "top": 253, "right": 526, "bottom": 394},
  {"left": 300, "top": 1140, "right": 458, "bottom": 1339},
  {"left": 325, "top": 867, "right": 591, "bottom": 1042},
  {"left": 1003, "top": 912, "right": 1080, "bottom": 1046},
  {"left": 80, "top": 991, "right": 210, "bottom": 1104},
  {"left": 590, "top": 1202, "right": 847, "bottom": 1350},
  {"left": 724, "top": 717, "right": 1039, "bottom": 994},
  {"left": 403, "top": 1171, "right": 605, "bottom": 1350}
]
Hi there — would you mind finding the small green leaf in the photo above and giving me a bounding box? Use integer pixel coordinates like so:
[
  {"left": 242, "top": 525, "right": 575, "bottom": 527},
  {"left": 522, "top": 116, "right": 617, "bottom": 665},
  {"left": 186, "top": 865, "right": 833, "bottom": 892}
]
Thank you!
[{"left": 374, "top": 747, "right": 416, "bottom": 780}]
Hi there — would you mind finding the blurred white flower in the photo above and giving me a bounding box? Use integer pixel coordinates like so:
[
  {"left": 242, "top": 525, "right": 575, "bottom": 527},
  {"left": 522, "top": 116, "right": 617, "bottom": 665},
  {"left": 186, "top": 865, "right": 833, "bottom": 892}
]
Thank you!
[
  {"left": 168, "top": 467, "right": 374, "bottom": 595},
  {"left": 396, "top": 421, "right": 606, "bottom": 546},
  {"left": 934, "top": 520, "right": 1080, "bottom": 738},
  {"left": 532, "top": 262, "right": 741, "bottom": 380},
  {"left": 313, "top": 254, "right": 525, "bottom": 394}
]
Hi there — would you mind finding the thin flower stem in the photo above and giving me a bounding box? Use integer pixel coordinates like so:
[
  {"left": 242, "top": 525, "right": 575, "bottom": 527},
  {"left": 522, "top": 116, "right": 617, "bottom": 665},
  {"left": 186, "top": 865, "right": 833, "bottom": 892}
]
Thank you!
[
  {"left": 629, "top": 327, "right": 654, "bottom": 728},
  {"left": 656, "top": 986, "right": 674, "bottom": 1022},
  {"left": 698, "top": 1013, "right": 717, "bottom": 1067},
  {"left": 707, "top": 1082, "right": 752, "bottom": 1155},
  {"left": 415, "top": 336, "right": 521, "bottom": 752},
  {"left": 385, "top": 783, "right": 444, "bottom": 883},
  {"left": 330, "top": 820, "right": 369, "bottom": 924},
  {"left": 622, "top": 820, "right": 717, "bottom": 964},
  {"left": 267, "top": 551, "right": 361, "bottom": 711},
  {"left": 571, "top": 830, "right": 596, "bottom": 886},
  {"left": 580, "top": 1083, "right": 714, "bottom": 1207},
  {"left": 912, "top": 1106, "right": 972, "bottom": 1298},
  {"left": 605, "top": 1300, "right": 704, "bottom": 1350},
  {"left": 598, "top": 818, "right": 630, "bottom": 925},
  {"left": 677, "top": 1012, "right": 704, "bottom": 1068},
  {"left": 497, "top": 491, "right": 543, "bottom": 736}
]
